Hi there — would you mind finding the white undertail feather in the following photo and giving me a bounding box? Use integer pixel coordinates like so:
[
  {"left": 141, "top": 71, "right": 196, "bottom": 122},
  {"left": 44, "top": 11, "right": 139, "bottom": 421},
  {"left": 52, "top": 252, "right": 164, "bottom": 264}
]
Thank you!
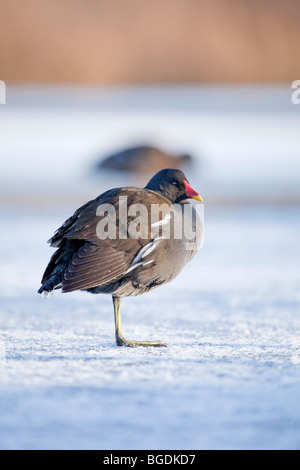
[{"left": 41, "top": 290, "right": 53, "bottom": 298}]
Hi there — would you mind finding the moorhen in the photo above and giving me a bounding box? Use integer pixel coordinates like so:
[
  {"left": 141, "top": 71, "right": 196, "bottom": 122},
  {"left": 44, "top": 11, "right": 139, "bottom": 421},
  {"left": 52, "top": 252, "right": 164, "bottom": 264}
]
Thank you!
[
  {"left": 38, "top": 168, "right": 203, "bottom": 347},
  {"left": 97, "top": 144, "right": 192, "bottom": 174}
]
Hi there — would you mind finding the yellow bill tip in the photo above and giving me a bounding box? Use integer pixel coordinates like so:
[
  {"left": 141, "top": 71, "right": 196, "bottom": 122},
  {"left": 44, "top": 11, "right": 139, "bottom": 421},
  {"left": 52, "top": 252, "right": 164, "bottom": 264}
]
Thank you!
[{"left": 192, "top": 194, "right": 203, "bottom": 202}]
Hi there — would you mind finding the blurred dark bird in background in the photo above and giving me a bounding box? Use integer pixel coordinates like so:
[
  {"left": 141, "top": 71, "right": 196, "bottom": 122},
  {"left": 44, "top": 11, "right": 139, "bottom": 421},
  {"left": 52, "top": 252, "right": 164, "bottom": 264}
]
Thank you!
[{"left": 96, "top": 145, "right": 193, "bottom": 175}]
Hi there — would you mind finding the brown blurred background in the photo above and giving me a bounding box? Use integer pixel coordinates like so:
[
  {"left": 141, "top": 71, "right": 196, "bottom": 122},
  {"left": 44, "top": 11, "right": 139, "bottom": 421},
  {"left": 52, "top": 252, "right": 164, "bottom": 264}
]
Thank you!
[{"left": 1, "top": 0, "right": 300, "bottom": 84}]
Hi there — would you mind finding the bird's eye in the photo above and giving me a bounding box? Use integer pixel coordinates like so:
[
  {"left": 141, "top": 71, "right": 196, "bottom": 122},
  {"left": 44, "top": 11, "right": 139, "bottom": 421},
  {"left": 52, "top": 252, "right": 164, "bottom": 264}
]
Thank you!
[{"left": 172, "top": 181, "right": 178, "bottom": 186}]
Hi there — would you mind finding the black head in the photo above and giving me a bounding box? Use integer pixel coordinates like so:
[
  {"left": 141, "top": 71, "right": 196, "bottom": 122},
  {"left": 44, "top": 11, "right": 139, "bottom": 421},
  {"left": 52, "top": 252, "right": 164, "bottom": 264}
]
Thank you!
[{"left": 144, "top": 168, "right": 202, "bottom": 204}]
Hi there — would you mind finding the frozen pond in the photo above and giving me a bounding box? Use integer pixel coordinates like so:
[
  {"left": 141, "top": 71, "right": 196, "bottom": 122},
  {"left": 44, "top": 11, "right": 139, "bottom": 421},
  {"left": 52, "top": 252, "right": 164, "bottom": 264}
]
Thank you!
[
  {"left": 0, "top": 205, "right": 299, "bottom": 450},
  {"left": 0, "top": 85, "right": 299, "bottom": 449}
]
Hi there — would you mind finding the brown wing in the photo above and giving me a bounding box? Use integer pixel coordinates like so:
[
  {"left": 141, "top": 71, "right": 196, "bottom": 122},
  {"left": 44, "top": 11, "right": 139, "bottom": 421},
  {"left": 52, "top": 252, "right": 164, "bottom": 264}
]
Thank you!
[
  {"left": 62, "top": 242, "right": 130, "bottom": 292},
  {"left": 50, "top": 187, "right": 158, "bottom": 244}
]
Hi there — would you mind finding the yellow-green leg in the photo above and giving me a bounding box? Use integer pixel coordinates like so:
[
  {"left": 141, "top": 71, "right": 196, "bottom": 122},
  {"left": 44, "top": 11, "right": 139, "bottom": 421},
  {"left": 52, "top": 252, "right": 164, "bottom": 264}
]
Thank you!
[{"left": 112, "top": 296, "right": 167, "bottom": 347}]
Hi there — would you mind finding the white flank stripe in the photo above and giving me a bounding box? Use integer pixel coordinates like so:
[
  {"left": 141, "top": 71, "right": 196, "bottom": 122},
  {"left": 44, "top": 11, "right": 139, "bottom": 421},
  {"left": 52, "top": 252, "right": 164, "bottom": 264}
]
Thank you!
[
  {"left": 125, "top": 259, "right": 154, "bottom": 275},
  {"left": 132, "top": 237, "right": 163, "bottom": 264},
  {"left": 151, "top": 212, "right": 171, "bottom": 228}
]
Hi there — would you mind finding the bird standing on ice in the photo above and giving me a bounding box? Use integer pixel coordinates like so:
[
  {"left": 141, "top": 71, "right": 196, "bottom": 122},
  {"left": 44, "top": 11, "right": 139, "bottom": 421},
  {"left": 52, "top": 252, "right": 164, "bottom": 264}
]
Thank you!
[{"left": 38, "top": 168, "right": 203, "bottom": 347}]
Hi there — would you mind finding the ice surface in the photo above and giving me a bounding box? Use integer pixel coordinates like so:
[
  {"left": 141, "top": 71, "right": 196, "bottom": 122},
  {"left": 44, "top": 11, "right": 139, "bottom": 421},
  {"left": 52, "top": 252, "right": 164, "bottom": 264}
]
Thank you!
[
  {"left": 0, "top": 86, "right": 300, "bottom": 450},
  {"left": 0, "top": 207, "right": 299, "bottom": 450}
]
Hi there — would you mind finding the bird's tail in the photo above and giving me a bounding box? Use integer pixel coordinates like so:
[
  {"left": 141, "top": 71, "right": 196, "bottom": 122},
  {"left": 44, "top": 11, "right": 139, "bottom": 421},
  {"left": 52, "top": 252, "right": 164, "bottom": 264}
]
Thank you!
[
  {"left": 38, "top": 239, "right": 85, "bottom": 297},
  {"left": 38, "top": 263, "right": 66, "bottom": 297}
]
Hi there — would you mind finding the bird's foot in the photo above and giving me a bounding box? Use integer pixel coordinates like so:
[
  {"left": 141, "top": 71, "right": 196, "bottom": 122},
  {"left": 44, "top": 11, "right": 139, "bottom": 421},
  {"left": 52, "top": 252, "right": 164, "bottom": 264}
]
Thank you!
[{"left": 116, "top": 335, "right": 167, "bottom": 348}]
